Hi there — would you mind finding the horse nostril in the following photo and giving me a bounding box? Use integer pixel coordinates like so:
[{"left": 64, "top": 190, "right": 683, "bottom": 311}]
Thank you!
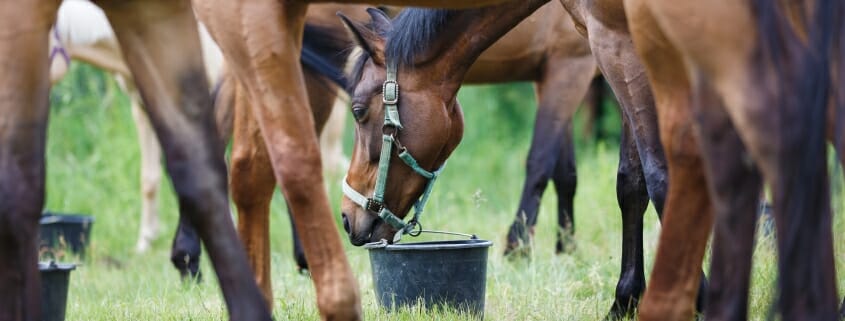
[{"left": 342, "top": 213, "right": 351, "bottom": 234}]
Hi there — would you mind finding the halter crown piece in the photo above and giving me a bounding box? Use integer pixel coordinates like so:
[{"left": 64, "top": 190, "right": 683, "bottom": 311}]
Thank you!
[{"left": 342, "top": 60, "right": 444, "bottom": 242}]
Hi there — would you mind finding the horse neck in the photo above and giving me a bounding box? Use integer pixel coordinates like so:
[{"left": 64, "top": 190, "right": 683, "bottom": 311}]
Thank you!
[{"left": 421, "top": 0, "right": 551, "bottom": 85}]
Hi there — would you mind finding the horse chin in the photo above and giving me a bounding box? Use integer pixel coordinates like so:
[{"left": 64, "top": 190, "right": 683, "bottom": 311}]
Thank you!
[
  {"left": 349, "top": 216, "right": 383, "bottom": 246},
  {"left": 370, "top": 220, "right": 397, "bottom": 244}
]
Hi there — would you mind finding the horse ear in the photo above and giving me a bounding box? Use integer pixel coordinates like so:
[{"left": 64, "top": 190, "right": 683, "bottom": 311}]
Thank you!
[
  {"left": 366, "top": 8, "right": 392, "bottom": 34},
  {"left": 338, "top": 11, "right": 386, "bottom": 65}
]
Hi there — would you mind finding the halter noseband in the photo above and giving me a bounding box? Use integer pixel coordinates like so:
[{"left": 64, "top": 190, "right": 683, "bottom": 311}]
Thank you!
[{"left": 342, "top": 61, "right": 443, "bottom": 240}]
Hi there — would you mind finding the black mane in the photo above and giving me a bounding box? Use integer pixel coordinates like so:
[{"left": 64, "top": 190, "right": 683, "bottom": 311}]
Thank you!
[
  {"left": 384, "top": 8, "right": 456, "bottom": 67},
  {"left": 348, "top": 8, "right": 456, "bottom": 92}
]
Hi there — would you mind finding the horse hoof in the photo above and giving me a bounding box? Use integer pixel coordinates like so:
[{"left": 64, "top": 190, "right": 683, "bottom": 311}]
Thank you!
[
  {"left": 503, "top": 242, "right": 532, "bottom": 259},
  {"left": 555, "top": 239, "right": 577, "bottom": 254},
  {"left": 603, "top": 304, "right": 635, "bottom": 321}
]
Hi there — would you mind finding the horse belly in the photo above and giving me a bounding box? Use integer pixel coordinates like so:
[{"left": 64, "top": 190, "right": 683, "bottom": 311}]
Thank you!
[{"left": 462, "top": 56, "right": 541, "bottom": 83}]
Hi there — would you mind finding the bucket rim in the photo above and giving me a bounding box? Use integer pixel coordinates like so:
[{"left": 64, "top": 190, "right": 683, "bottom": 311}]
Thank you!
[
  {"left": 364, "top": 239, "right": 492, "bottom": 251},
  {"left": 40, "top": 212, "right": 95, "bottom": 224},
  {"left": 38, "top": 261, "right": 77, "bottom": 272}
]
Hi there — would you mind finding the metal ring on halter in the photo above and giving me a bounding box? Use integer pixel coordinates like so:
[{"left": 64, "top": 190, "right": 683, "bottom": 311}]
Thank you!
[
  {"left": 393, "top": 135, "right": 408, "bottom": 153},
  {"left": 406, "top": 221, "right": 423, "bottom": 237},
  {"left": 382, "top": 125, "right": 399, "bottom": 136}
]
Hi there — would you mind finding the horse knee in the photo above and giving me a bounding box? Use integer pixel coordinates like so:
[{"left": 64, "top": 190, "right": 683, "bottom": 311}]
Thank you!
[
  {"left": 276, "top": 149, "right": 323, "bottom": 204},
  {"left": 229, "top": 146, "right": 274, "bottom": 205}
]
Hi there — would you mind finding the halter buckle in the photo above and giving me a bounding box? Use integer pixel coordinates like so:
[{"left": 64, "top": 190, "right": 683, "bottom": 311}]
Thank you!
[
  {"left": 366, "top": 198, "right": 384, "bottom": 214},
  {"left": 382, "top": 80, "right": 399, "bottom": 105}
]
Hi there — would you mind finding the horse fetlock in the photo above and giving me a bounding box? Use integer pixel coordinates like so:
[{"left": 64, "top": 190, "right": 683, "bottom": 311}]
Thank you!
[
  {"left": 316, "top": 280, "right": 362, "bottom": 321},
  {"left": 638, "top": 291, "right": 695, "bottom": 321},
  {"left": 170, "top": 250, "right": 202, "bottom": 282},
  {"left": 555, "top": 226, "right": 576, "bottom": 254},
  {"left": 504, "top": 221, "right": 534, "bottom": 258}
]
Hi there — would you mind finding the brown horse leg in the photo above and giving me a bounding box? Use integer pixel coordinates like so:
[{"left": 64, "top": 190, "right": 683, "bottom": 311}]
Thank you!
[
  {"left": 229, "top": 80, "right": 277, "bottom": 307},
  {"left": 194, "top": 1, "right": 360, "bottom": 319},
  {"left": 227, "top": 66, "right": 338, "bottom": 300},
  {"left": 97, "top": 0, "right": 270, "bottom": 318},
  {"left": 504, "top": 55, "right": 595, "bottom": 256},
  {"left": 625, "top": 2, "right": 712, "bottom": 319},
  {"left": 285, "top": 69, "right": 341, "bottom": 271},
  {"left": 690, "top": 74, "right": 762, "bottom": 321},
  {"left": 0, "top": 1, "right": 58, "bottom": 319}
]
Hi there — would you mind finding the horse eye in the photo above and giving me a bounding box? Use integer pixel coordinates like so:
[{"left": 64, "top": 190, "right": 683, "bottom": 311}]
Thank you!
[{"left": 351, "top": 105, "right": 369, "bottom": 121}]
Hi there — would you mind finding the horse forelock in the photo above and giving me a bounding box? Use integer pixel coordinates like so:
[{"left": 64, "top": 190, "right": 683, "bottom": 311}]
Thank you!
[
  {"left": 384, "top": 9, "right": 456, "bottom": 67},
  {"left": 347, "top": 9, "right": 456, "bottom": 93},
  {"left": 55, "top": 0, "right": 114, "bottom": 46}
]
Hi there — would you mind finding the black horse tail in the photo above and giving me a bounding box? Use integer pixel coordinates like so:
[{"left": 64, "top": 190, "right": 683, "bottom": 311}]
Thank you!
[
  {"left": 301, "top": 23, "right": 353, "bottom": 94},
  {"left": 753, "top": 0, "right": 842, "bottom": 318}
]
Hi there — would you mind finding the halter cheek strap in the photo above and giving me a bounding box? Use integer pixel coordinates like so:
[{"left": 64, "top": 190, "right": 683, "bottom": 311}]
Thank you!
[
  {"left": 342, "top": 61, "right": 444, "bottom": 239},
  {"left": 49, "top": 28, "right": 71, "bottom": 68}
]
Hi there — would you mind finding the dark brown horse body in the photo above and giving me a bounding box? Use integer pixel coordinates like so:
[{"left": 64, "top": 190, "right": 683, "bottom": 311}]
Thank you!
[{"left": 626, "top": 0, "right": 845, "bottom": 320}]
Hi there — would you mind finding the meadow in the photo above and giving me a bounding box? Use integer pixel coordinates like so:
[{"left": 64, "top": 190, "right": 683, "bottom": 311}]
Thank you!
[{"left": 44, "top": 63, "right": 845, "bottom": 320}]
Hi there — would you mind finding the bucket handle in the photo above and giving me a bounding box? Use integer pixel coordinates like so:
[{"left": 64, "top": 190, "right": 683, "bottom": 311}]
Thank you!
[
  {"left": 364, "top": 228, "right": 479, "bottom": 248},
  {"left": 392, "top": 225, "right": 478, "bottom": 243}
]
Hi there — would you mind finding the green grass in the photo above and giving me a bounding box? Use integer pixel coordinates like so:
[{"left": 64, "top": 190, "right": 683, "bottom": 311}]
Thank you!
[{"left": 44, "top": 63, "right": 845, "bottom": 320}]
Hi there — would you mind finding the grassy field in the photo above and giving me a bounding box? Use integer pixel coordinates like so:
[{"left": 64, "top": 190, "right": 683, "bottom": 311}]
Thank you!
[{"left": 44, "top": 63, "right": 845, "bottom": 320}]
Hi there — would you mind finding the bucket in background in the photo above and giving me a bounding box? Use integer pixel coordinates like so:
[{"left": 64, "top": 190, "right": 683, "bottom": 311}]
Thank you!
[
  {"left": 40, "top": 212, "right": 94, "bottom": 257},
  {"left": 39, "top": 261, "right": 76, "bottom": 321}
]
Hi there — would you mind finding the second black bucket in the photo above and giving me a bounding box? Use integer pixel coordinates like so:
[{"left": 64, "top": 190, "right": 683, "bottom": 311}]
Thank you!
[
  {"left": 40, "top": 261, "right": 76, "bottom": 321},
  {"left": 365, "top": 239, "right": 492, "bottom": 318},
  {"left": 40, "top": 212, "right": 94, "bottom": 257}
]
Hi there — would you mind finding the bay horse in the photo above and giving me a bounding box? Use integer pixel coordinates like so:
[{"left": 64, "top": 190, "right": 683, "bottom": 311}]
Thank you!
[
  {"left": 622, "top": 0, "right": 845, "bottom": 320},
  {"left": 335, "top": 2, "right": 704, "bottom": 319}
]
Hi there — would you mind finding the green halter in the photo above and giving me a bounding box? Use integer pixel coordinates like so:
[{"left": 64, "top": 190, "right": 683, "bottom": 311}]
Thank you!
[{"left": 342, "top": 60, "right": 443, "bottom": 240}]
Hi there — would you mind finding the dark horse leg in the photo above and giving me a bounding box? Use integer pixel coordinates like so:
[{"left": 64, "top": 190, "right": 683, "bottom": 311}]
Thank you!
[
  {"left": 691, "top": 75, "right": 762, "bottom": 321},
  {"left": 0, "top": 1, "right": 59, "bottom": 319},
  {"left": 504, "top": 54, "right": 596, "bottom": 256},
  {"left": 605, "top": 115, "right": 649, "bottom": 319},
  {"left": 98, "top": 0, "right": 270, "bottom": 318},
  {"left": 171, "top": 215, "right": 202, "bottom": 281}
]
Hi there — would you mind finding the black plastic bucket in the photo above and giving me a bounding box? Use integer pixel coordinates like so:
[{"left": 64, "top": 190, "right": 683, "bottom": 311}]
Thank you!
[
  {"left": 365, "top": 239, "right": 492, "bottom": 318},
  {"left": 40, "top": 212, "right": 94, "bottom": 257},
  {"left": 39, "top": 261, "right": 76, "bottom": 321}
]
